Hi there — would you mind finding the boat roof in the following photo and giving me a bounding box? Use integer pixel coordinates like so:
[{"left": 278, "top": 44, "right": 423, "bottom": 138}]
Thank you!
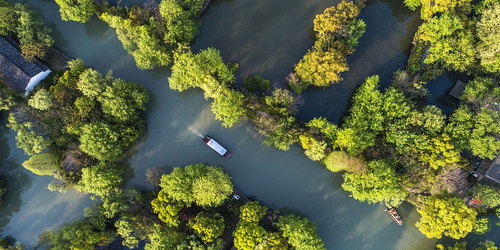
[{"left": 207, "top": 139, "right": 228, "bottom": 156}]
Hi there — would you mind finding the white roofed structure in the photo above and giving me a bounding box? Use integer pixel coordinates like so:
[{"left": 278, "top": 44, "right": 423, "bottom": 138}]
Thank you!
[{"left": 207, "top": 139, "right": 228, "bottom": 156}]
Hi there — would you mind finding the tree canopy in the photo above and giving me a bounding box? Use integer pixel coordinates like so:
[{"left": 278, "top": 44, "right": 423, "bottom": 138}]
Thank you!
[
  {"left": 79, "top": 122, "right": 123, "bottom": 162},
  {"left": 159, "top": 163, "right": 233, "bottom": 207},
  {"left": 415, "top": 196, "right": 477, "bottom": 239},
  {"left": 188, "top": 212, "right": 225, "bottom": 243},
  {"left": 477, "top": 2, "right": 500, "bottom": 73},
  {"left": 22, "top": 152, "right": 60, "bottom": 176},
  {"left": 0, "top": 1, "right": 53, "bottom": 60},
  {"left": 342, "top": 160, "right": 408, "bottom": 207},
  {"left": 276, "top": 214, "right": 325, "bottom": 250},
  {"left": 54, "top": 0, "right": 95, "bottom": 23},
  {"left": 76, "top": 163, "right": 122, "bottom": 198}
]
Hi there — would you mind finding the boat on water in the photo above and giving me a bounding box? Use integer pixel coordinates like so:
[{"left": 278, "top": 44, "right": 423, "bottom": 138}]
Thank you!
[
  {"left": 202, "top": 136, "right": 231, "bottom": 158},
  {"left": 385, "top": 207, "right": 403, "bottom": 225}
]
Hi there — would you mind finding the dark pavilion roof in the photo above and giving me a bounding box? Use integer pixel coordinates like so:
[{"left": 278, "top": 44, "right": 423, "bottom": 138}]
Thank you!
[
  {"left": 0, "top": 36, "right": 48, "bottom": 93},
  {"left": 449, "top": 80, "right": 467, "bottom": 99},
  {"left": 486, "top": 154, "right": 500, "bottom": 184}
]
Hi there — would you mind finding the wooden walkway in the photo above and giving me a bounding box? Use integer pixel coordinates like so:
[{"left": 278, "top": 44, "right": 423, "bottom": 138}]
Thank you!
[{"left": 232, "top": 188, "right": 252, "bottom": 203}]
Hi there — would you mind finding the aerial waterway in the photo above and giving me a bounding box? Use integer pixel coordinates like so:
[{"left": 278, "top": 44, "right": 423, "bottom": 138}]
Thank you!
[{"left": 0, "top": 0, "right": 497, "bottom": 248}]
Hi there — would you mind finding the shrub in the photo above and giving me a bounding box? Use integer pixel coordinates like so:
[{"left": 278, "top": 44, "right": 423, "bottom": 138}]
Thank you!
[{"left": 324, "top": 151, "right": 366, "bottom": 173}]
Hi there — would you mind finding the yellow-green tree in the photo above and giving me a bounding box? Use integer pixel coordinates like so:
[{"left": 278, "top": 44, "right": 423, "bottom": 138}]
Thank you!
[
  {"left": 276, "top": 214, "right": 325, "bottom": 250},
  {"left": 294, "top": 48, "right": 349, "bottom": 87},
  {"left": 151, "top": 190, "right": 184, "bottom": 227},
  {"left": 414, "top": 133, "right": 461, "bottom": 169},
  {"left": 233, "top": 221, "right": 266, "bottom": 250},
  {"left": 404, "top": 0, "right": 472, "bottom": 20},
  {"left": 477, "top": 2, "right": 500, "bottom": 73},
  {"left": 22, "top": 152, "right": 60, "bottom": 176},
  {"left": 415, "top": 196, "right": 477, "bottom": 239},
  {"left": 188, "top": 212, "right": 225, "bottom": 243},
  {"left": 240, "top": 201, "right": 267, "bottom": 223},
  {"left": 341, "top": 160, "right": 408, "bottom": 207},
  {"left": 55, "top": 0, "right": 95, "bottom": 23}
]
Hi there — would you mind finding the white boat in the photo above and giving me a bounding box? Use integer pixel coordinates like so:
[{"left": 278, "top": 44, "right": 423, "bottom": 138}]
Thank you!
[{"left": 202, "top": 136, "right": 231, "bottom": 158}]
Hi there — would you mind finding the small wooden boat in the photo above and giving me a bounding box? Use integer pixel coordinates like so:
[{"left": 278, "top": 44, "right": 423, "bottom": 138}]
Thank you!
[
  {"left": 385, "top": 207, "right": 403, "bottom": 225},
  {"left": 202, "top": 136, "right": 231, "bottom": 158}
]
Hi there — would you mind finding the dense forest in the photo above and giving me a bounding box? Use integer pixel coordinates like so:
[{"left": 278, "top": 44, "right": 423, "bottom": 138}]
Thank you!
[{"left": 0, "top": 0, "right": 498, "bottom": 249}]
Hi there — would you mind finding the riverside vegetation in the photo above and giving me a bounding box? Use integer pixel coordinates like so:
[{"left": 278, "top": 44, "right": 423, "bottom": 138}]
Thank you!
[
  {"left": 0, "top": 0, "right": 498, "bottom": 248},
  {"left": 0, "top": 1, "right": 326, "bottom": 249},
  {"left": 166, "top": 0, "right": 500, "bottom": 244}
]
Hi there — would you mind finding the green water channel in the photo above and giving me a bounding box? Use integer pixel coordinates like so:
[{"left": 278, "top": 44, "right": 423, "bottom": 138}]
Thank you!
[{"left": 1, "top": 0, "right": 497, "bottom": 248}]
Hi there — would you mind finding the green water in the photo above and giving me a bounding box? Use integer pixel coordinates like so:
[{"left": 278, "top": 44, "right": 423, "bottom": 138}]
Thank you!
[{"left": 1, "top": 0, "right": 497, "bottom": 248}]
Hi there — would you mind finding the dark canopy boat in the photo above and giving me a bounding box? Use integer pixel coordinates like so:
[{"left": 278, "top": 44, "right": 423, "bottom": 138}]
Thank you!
[
  {"left": 385, "top": 207, "right": 403, "bottom": 225},
  {"left": 202, "top": 136, "right": 231, "bottom": 158}
]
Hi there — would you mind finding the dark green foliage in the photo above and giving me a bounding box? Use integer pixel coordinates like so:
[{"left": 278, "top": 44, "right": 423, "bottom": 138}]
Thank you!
[
  {"left": 99, "top": 0, "right": 204, "bottom": 69},
  {"left": 169, "top": 47, "right": 245, "bottom": 127},
  {"left": 5, "top": 59, "right": 148, "bottom": 194},
  {"left": 77, "top": 163, "right": 122, "bottom": 198},
  {"left": 79, "top": 122, "right": 123, "bottom": 162},
  {"left": 306, "top": 117, "right": 338, "bottom": 146},
  {"left": 407, "top": 41, "right": 425, "bottom": 75},
  {"left": 0, "top": 1, "right": 53, "bottom": 60},
  {"left": 276, "top": 214, "right": 325, "bottom": 250},
  {"left": 0, "top": 179, "right": 4, "bottom": 202},
  {"left": 145, "top": 225, "right": 188, "bottom": 250},
  {"left": 99, "top": 79, "right": 149, "bottom": 122},
  {"left": 0, "top": 83, "right": 17, "bottom": 111},
  {"left": 48, "top": 210, "right": 116, "bottom": 249},
  {"left": 460, "top": 77, "right": 500, "bottom": 110},
  {"left": 159, "top": 164, "right": 233, "bottom": 207},
  {"left": 211, "top": 89, "right": 246, "bottom": 128},
  {"left": 7, "top": 113, "right": 52, "bottom": 156},
  {"left": 243, "top": 75, "right": 271, "bottom": 92}
]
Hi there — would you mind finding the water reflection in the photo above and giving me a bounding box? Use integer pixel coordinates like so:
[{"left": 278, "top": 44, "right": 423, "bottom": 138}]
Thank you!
[
  {"left": 0, "top": 160, "right": 32, "bottom": 235},
  {"left": 0, "top": 124, "right": 32, "bottom": 235}
]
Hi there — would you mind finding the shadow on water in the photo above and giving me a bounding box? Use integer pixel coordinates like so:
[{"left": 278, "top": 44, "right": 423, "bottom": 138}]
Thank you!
[
  {"left": 84, "top": 16, "right": 110, "bottom": 40},
  {"left": 0, "top": 124, "right": 32, "bottom": 235},
  {"left": 425, "top": 73, "right": 462, "bottom": 115},
  {"left": 0, "top": 161, "right": 32, "bottom": 235}
]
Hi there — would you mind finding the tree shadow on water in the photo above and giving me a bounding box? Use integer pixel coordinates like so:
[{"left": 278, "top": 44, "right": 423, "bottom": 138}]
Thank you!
[{"left": 0, "top": 160, "right": 33, "bottom": 235}]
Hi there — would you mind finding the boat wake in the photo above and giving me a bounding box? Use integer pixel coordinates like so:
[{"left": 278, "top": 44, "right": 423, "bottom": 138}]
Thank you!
[{"left": 189, "top": 127, "right": 204, "bottom": 138}]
